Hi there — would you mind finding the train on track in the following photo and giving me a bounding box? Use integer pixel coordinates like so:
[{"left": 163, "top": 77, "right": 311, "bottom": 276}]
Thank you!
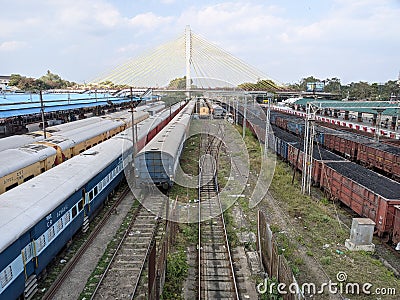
[
  {"left": 219, "top": 101, "right": 400, "bottom": 245},
  {"left": 198, "top": 98, "right": 210, "bottom": 118},
  {"left": 0, "top": 101, "right": 186, "bottom": 300},
  {"left": 269, "top": 111, "right": 400, "bottom": 181},
  {"left": 211, "top": 103, "right": 225, "bottom": 119},
  {"left": 0, "top": 102, "right": 165, "bottom": 194},
  {"left": 135, "top": 99, "right": 196, "bottom": 189}
]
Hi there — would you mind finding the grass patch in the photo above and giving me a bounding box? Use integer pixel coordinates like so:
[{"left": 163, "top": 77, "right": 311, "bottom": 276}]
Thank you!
[
  {"left": 169, "top": 134, "right": 200, "bottom": 203},
  {"left": 161, "top": 246, "right": 189, "bottom": 300},
  {"left": 232, "top": 123, "right": 400, "bottom": 299},
  {"left": 267, "top": 160, "right": 400, "bottom": 298},
  {"left": 223, "top": 207, "right": 240, "bottom": 248}
]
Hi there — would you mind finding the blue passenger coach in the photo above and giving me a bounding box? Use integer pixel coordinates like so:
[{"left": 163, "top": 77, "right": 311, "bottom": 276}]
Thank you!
[
  {"left": 135, "top": 100, "right": 196, "bottom": 189},
  {"left": 0, "top": 101, "right": 186, "bottom": 300}
]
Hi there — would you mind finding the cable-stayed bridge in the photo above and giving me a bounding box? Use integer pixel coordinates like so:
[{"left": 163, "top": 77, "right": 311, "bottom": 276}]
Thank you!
[{"left": 91, "top": 26, "right": 282, "bottom": 91}]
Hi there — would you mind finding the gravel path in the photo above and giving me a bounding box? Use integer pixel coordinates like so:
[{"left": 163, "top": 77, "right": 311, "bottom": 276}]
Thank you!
[{"left": 51, "top": 192, "right": 135, "bottom": 300}]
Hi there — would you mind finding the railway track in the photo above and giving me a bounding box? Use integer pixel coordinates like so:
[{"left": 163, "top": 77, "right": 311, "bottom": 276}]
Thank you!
[
  {"left": 90, "top": 194, "right": 165, "bottom": 299},
  {"left": 42, "top": 184, "right": 132, "bottom": 300},
  {"left": 198, "top": 127, "right": 240, "bottom": 300}
]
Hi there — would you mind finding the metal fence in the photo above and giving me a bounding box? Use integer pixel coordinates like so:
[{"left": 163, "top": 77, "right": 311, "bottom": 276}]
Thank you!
[
  {"left": 148, "top": 201, "right": 179, "bottom": 300},
  {"left": 257, "top": 210, "right": 304, "bottom": 300}
]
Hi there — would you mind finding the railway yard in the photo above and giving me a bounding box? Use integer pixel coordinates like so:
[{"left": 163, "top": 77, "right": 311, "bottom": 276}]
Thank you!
[{"left": 1, "top": 97, "right": 400, "bottom": 300}]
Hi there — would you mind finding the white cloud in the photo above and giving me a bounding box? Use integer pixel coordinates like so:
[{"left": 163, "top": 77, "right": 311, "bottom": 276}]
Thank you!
[
  {"left": 56, "top": 1, "right": 122, "bottom": 29},
  {"left": 117, "top": 43, "right": 141, "bottom": 53},
  {"left": 176, "top": 1, "right": 400, "bottom": 83},
  {"left": 0, "top": 41, "right": 27, "bottom": 51},
  {"left": 1, "top": 0, "right": 399, "bottom": 84},
  {"left": 128, "top": 12, "right": 173, "bottom": 30},
  {"left": 0, "top": 17, "right": 41, "bottom": 38}
]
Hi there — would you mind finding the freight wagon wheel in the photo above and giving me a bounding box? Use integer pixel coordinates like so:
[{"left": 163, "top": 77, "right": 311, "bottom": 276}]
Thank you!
[
  {"left": 330, "top": 196, "right": 339, "bottom": 204},
  {"left": 382, "top": 234, "right": 390, "bottom": 243}
]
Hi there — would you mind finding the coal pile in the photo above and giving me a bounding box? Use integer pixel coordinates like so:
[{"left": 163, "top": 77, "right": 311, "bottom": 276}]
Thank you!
[{"left": 325, "top": 161, "right": 400, "bottom": 200}]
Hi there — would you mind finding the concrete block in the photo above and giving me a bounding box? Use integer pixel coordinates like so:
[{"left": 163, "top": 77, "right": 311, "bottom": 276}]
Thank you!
[
  {"left": 345, "top": 239, "right": 375, "bottom": 252},
  {"left": 345, "top": 218, "right": 375, "bottom": 252}
]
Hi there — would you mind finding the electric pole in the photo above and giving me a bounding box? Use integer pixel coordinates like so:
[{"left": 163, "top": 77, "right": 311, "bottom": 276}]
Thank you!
[
  {"left": 301, "top": 103, "right": 316, "bottom": 195},
  {"left": 39, "top": 90, "right": 47, "bottom": 139}
]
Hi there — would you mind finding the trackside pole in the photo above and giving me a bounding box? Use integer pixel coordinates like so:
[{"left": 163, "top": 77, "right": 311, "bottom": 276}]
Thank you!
[{"left": 301, "top": 103, "right": 315, "bottom": 195}]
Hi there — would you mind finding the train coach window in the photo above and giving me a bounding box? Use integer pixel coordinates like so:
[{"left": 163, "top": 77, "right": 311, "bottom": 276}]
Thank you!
[
  {"left": 0, "top": 266, "right": 13, "bottom": 288},
  {"left": 36, "top": 235, "right": 46, "bottom": 253},
  {"left": 78, "top": 199, "right": 84, "bottom": 211},
  {"left": 56, "top": 218, "right": 63, "bottom": 232},
  {"left": 72, "top": 206, "right": 77, "bottom": 218},
  {"left": 94, "top": 187, "right": 98, "bottom": 196},
  {"left": 64, "top": 211, "right": 71, "bottom": 224},
  {"left": 89, "top": 190, "right": 94, "bottom": 201},
  {"left": 5, "top": 182, "right": 18, "bottom": 192},
  {"left": 48, "top": 226, "right": 55, "bottom": 242}
]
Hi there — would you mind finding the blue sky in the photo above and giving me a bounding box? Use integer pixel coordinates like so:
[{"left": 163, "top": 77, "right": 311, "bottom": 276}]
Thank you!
[{"left": 1, "top": 0, "right": 399, "bottom": 85}]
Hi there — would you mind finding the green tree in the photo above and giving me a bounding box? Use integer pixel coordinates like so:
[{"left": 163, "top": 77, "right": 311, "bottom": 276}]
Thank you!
[
  {"left": 8, "top": 71, "right": 75, "bottom": 91},
  {"left": 238, "top": 79, "right": 281, "bottom": 91},
  {"left": 298, "top": 76, "right": 321, "bottom": 91},
  {"left": 168, "top": 76, "right": 188, "bottom": 89},
  {"left": 38, "top": 70, "right": 69, "bottom": 89},
  {"left": 18, "top": 77, "right": 36, "bottom": 91},
  {"left": 8, "top": 74, "right": 23, "bottom": 87},
  {"left": 324, "top": 77, "right": 341, "bottom": 94}
]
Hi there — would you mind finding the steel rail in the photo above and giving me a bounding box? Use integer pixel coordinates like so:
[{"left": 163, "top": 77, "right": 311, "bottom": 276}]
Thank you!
[
  {"left": 42, "top": 185, "right": 131, "bottom": 300},
  {"left": 198, "top": 126, "right": 239, "bottom": 300}
]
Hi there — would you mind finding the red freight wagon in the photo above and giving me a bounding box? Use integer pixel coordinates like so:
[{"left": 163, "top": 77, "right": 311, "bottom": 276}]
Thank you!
[
  {"left": 275, "top": 116, "right": 288, "bottom": 131},
  {"left": 357, "top": 142, "right": 400, "bottom": 180},
  {"left": 392, "top": 206, "right": 400, "bottom": 244},
  {"left": 321, "top": 161, "right": 400, "bottom": 239},
  {"left": 381, "top": 138, "right": 400, "bottom": 148},
  {"left": 287, "top": 144, "right": 321, "bottom": 184},
  {"left": 324, "top": 133, "right": 359, "bottom": 160},
  {"left": 287, "top": 142, "right": 345, "bottom": 186}
]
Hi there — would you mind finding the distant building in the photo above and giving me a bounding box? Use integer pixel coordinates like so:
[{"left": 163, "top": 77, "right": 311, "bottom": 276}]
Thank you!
[{"left": 0, "top": 75, "right": 11, "bottom": 91}]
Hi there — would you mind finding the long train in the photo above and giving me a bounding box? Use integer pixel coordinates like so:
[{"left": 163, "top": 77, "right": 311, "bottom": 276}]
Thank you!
[
  {"left": 0, "top": 101, "right": 164, "bottom": 152},
  {"left": 220, "top": 101, "right": 400, "bottom": 244},
  {"left": 0, "top": 102, "right": 165, "bottom": 194},
  {"left": 268, "top": 110, "right": 400, "bottom": 181},
  {"left": 0, "top": 101, "right": 186, "bottom": 300},
  {"left": 135, "top": 99, "right": 196, "bottom": 189}
]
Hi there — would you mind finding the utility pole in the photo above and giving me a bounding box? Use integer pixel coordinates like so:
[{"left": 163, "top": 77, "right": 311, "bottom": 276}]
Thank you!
[
  {"left": 243, "top": 93, "right": 247, "bottom": 138},
  {"left": 264, "top": 96, "right": 271, "bottom": 157},
  {"left": 235, "top": 97, "right": 238, "bottom": 126},
  {"left": 301, "top": 103, "right": 316, "bottom": 195},
  {"left": 228, "top": 97, "right": 232, "bottom": 121},
  {"left": 185, "top": 25, "right": 192, "bottom": 100},
  {"left": 373, "top": 108, "right": 385, "bottom": 142},
  {"left": 39, "top": 90, "right": 47, "bottom": 139},
  {"left": 130, "top": 87, "right": 136, "bottom": 158}
]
